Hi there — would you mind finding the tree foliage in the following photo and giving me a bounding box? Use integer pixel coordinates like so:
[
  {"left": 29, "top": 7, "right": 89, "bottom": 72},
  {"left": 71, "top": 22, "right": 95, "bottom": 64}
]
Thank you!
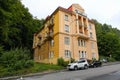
[
  {"left": 94, "top": 20, "right": 120, "bottom": 61},
  {"left": 0, "top": 0, "right": 44, "bottom": 51},
  {"left": 0, "top": 48, "right": 34, "bottom": 70}
]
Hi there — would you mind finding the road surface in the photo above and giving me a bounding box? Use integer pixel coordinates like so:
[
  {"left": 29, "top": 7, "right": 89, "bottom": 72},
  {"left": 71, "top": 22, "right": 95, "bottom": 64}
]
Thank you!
[{"left": 18, "top": 64, "right": 120, "bottom": 80}]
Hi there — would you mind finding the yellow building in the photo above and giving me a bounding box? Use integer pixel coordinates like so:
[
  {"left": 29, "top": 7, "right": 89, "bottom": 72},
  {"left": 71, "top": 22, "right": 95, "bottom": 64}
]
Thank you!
[{"left": 33, "top": 4, "right": 99, "bottom": 64}]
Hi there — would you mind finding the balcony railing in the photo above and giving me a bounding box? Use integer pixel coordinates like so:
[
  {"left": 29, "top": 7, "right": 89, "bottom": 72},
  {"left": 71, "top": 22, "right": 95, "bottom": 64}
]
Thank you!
[
  {"left": 37, "top": 42, "right": 42, "bottom": 47},
  {"left": 83, "top": 24, "right": 87, "bottom": 28},
  {"left": 47, "top": 19, "right": 54, "bottom": 28},
  {"left": 78, "top": 21, "right": 82, "bottom": 27},
  {"left": 44, "top": 32, "right": 54, "bottom": 41},
  {"left": 75, "top": 33, "right": 89, "bottom": 39},
  {"left": 46, "top": 32, "right": 53, "bottom": 39},
  {"left": 78, "top": 12, "right": 87, "bottom": 17},
  {"left": 38, "top": 34, "right": 42, "bottom": 39}
]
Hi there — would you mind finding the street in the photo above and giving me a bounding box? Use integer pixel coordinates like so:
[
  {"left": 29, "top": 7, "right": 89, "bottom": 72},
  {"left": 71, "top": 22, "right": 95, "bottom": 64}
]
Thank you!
[{"left": 19, "top": 64, "right": 120, "bottom": 80}]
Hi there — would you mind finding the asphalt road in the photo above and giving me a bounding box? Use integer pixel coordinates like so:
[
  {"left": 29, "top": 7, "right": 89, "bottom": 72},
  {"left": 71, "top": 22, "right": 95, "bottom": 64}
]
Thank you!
[{"left": 18, "top": 64, "right": 120, "bottom": 80}]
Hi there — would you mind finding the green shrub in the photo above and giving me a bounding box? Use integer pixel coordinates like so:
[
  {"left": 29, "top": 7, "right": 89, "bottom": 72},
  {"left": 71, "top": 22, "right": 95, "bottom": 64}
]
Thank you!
[
  {"left": 57, "top": 57, "right": 69, "bottom": 67},
  {"left": 107, "top": 57, "right": 116, "bottom": 62},
  {"left": 57, "top": 57, "right": 64, "bottom": 66},
  {"left": 92, "top": 58, "right": 96, "bottom": 61},
  {"left": 63, "top": 61, "right": 69, "bottom": 67},
  {"left": 70, "top": 58, "right": 75, "bottom": 63},
  {"left": 0, "top": 48, "right": 33, "bottom": 70},
  {"left": 0, "top": 45, "right": 4, "bottom": 57},
  {"left": 24, "top": 60, "right": 34, "bottom": 68},
  {"left": 13, "top": 60, "right": 24, "bottom": 70}
]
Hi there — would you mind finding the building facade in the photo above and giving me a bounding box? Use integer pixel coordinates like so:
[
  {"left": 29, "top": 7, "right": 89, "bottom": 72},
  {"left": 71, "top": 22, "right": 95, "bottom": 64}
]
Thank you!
[{"left": 33, "top": 4, "right": 99, "bottom": 64}]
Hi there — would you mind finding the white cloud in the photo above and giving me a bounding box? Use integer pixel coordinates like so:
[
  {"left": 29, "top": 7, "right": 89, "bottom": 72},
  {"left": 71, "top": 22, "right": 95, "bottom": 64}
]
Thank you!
[{"left": 21, "top": 0, "right": 120, "bottom": 29}]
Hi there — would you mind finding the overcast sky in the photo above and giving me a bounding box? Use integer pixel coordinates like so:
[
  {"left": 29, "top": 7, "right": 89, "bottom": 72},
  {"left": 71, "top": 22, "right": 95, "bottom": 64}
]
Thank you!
[{"left": 21, "top": 0, "right": 120, "bottom": 30}]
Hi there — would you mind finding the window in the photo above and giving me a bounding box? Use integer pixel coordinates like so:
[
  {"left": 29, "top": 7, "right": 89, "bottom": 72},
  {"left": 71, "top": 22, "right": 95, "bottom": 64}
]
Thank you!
[
  {"left": 78, "top": 60, "right": 85, "bottom": 63},
  {"left": 81, "top": 51, "right": 86, "bottom": 58},
  {"left": 78, "top": 39, "right": 81, "bottom": 46},
  {"left": 65, "top": 50, "right": 71, "bottom": 58},
  {"left": 91, "top": 42, "right": 94, "bottom": 49},
  {"left": 83, "top": 40, "right": 86, "bottom": 47},
  {"left": 79, "top": 50, "right": 81, "bottom": 58},
  {"left": 51, "top": 17, "right": 54, "bottom": 24},
  {"left": 84, "top": 52, "right": 86, "bottom": 58},
  {"left": 75, "top": 10, "right": 78, "bottom": 13},
  {"left": 64, "top": 15, "right": 68, "bottom": 21},
  {"left": 78, "top": 39, "right": 86, "bottom": 47},
  {"left": 81, "top": 51, "right": 84, "bottom": 58},
  {"left": 81, "top": 40, "right": 83, "bottom": 46},
  {"left": 49, "top": 51, "right": 54, "bottom": 58},
  {"left": 65, "top": 25, "right": 69, "bottom": 32},
  {"left": 89, "top": 23, "right": 92, "bottom": 29},
  {"left": 50, "top": 39, "right": 54, "bottom": 46},
  {"left": 90, "top": 32, "right": 93, "bottom": 38},
  {"left": 75, "top": 9, "right": 80, "bottom": 14},
  {"left": 64, "top": 37, "right": 70, "bottom": 45}
]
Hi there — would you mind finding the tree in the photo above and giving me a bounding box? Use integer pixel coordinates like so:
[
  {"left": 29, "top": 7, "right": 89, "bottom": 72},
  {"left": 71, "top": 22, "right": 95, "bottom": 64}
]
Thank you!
[
  {"left": 94, "top": 19, "right": 120, "bottom": 61},
  {"left": 0, "top": 0, "right": 44, "bottom": 51}
]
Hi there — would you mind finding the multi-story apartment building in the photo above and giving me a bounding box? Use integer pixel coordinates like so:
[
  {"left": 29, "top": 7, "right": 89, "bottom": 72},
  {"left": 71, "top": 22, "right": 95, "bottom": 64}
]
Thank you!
[{"left": 33, "top": 4, "right": 99, "bottom": 64}]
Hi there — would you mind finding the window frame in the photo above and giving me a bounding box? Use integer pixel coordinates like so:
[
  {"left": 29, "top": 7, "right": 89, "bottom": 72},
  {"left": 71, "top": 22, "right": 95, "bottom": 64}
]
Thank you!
[
  {"left": 64, "top": 14, "right": 68, "bottom": 21},
  {"left": 50, "top": 39, "right": 54, "bottom": 47},
  {"left": 91, "top": 42, "right": 94, "bottom": 49},
  {"left": 65, "top": 50, "right": 71, "bottom": 58},
  {"left": 64, "top": 37, "right": 70, "bottom": 45},
  {"left": 49, "top": 51, "right": 54, "bottom": 58},
  {"left": 90, "top": 32, "right": 93, "bottom": 38},
  {"left": 80, "top": 51, "right": 86, "bottom": 58},
  {"left": 65, "top": 24, "right": 69, "bottom": 32},
  {"left": 89, "top": 23, "right": 92, "bottom": 29}
]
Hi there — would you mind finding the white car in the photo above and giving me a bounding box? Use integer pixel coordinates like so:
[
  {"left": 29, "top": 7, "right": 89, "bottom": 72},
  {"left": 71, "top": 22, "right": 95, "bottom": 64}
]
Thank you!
[{"left": 67, "top": 59, "right": 89, "bottom": 70}]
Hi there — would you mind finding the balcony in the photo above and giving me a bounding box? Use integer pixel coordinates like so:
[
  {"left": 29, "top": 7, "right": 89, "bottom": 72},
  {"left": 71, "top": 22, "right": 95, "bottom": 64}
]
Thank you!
[
  {"left": 75, "top": 33, "right": 89, "bottom": 39},
  {"left": 83, "top": 24, "right": 87, "bottom": 28},
  {"left": 78, "top": 21, "right": 82, "bottom": 27},
  {"left": 38, "top": 34, "right": 42, "bottom": 39},
  {"left": 47, "top": 19, "right": 54, "bottom": 28},
  {"left": 49, "top": 32, "right": 54, "bottom": 37},
  {"left": 47, "top": 32, "right": 54, "bottom": 39},
  {"left": 43, "top": 32, "right": 54, "bottom": 41},
  {"left": 37, "top": 42, "right": 42, "bottom": 47},
  {"left": 77, "top": 11, "right": 87, "bottom": 17}
]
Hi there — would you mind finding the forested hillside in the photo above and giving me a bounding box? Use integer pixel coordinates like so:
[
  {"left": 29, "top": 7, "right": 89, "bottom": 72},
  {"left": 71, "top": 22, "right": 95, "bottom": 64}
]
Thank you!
[
  {"left": 94, "top": 20, "right": 120, "bottom": 61},
  {"left": 0, "top": 0, "right": 44, "bottom": 53},
  {"left": 0, "top": 0, "right": 45, "bottom": 77}
]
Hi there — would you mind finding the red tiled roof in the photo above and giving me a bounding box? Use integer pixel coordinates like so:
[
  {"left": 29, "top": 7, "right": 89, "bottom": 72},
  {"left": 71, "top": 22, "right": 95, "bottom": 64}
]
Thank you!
[
  {"left": 35, "top": 6, "right": 75, "bottom": 34},
  {"left": 45, "top": 6, "right": 74, "bottom": 22},
  {"left": 58, "top": 6, "right": 73, "bottom": 14}
]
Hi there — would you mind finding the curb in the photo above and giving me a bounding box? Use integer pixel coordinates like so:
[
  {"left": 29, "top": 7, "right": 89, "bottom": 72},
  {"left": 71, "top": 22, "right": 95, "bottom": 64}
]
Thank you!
[{"left": 0, "top": 69, "right": 66, "bottom": 80}]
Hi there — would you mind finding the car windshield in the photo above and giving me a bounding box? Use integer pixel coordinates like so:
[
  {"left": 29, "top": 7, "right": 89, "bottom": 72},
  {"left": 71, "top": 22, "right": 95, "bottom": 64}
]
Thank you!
[
  {"left": 73, "top": 60, "right": 86, "bottom": 63},
  {"left": 73, "top": 61, "right": 78, "bottom": 63}
]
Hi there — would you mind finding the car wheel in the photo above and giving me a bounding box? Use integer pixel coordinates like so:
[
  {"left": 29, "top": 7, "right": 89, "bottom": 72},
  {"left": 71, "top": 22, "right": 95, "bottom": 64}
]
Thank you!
[
  {"left": 74, "top": 66, "right": 78, "bottom": 70},
  {"left": 84, "top": 65, "right": 88, "bottom": 69},
  {"left": 93, "top": 65, "right": 96, "bottom": 68}
]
